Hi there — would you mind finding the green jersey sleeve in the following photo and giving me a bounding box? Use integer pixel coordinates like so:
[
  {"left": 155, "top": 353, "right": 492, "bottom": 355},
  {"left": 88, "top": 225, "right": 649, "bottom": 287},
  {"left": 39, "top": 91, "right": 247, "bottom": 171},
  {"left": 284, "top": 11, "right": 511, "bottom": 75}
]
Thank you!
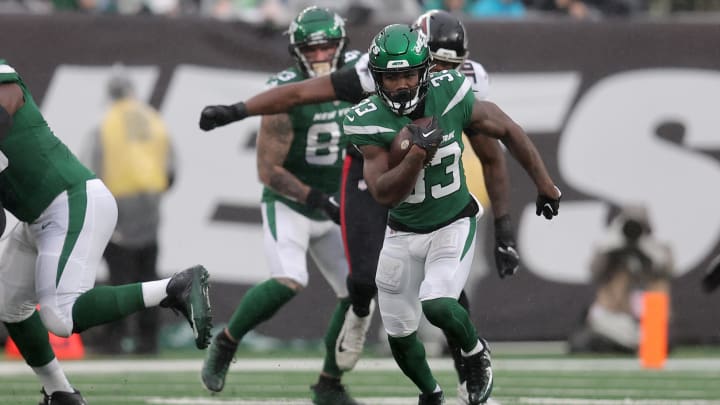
[
  {"left": 344, "top": 97, "right": 411, "bottom": 150},
  {"left": 0, "top": 60, "right": 20, "bottom": 84},
  {"left": 0, "top": 60, "right": 95, "bottom": 222},
  {"left": 426, "top": 69, "right": 475, "bottom": 129}
]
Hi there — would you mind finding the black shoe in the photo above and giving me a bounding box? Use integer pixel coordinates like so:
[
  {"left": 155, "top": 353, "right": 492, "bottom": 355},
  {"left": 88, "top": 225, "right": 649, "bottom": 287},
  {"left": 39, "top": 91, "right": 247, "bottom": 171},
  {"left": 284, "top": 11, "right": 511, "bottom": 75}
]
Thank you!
[
  {"left": 311, "top": 376, "right": 360, "bottom": 405},
  {"left": 159, "top": 265, "right": 212, "bottom": 349},
  {"left": 464, "top": 339, "right": 493, "bottom": 405},
  {"left": 418, "top": 390, "right": 444, "bottom": 405},
  {"left": 39, "top": 388, "right": 88, "bottom": 405},
  {"left": 201, "top": 331, "right": 238, "bottom": 393}
]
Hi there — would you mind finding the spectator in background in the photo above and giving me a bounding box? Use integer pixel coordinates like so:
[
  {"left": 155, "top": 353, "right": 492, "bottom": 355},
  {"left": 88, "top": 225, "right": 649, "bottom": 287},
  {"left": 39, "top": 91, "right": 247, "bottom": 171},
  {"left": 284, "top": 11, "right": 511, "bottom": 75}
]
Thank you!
[
  {"left": 524, "top": 0, "right": 598, "bottom": 19},
  {"left": 523, "top": 0, "right": 645, "bottom": 19},
  {"left": 88, "top": 64, "right": 176, "bottom": 354},
  {"left": 568, "top": 204, "right": 674, "bottom": 354},
  {"left": 423, "top": 0, "right": 525, "bottom": 18},
  {"left": 204, "top": 0, "right": 289, "bottom": 25}
]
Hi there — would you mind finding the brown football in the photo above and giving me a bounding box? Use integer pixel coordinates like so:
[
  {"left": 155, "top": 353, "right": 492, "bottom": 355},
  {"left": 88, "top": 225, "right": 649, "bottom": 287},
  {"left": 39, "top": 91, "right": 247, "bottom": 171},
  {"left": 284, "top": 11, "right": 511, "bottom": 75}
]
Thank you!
[{"left": 388, "top": 116, "right": 435, "bottom": 168}]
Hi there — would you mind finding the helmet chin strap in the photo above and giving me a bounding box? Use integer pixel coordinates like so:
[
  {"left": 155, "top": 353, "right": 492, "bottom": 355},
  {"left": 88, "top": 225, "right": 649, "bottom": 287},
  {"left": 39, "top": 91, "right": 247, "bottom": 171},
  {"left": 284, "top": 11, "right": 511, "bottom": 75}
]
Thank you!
[{"left": 388, "top": 88, "right": 418, "bottom": 116}]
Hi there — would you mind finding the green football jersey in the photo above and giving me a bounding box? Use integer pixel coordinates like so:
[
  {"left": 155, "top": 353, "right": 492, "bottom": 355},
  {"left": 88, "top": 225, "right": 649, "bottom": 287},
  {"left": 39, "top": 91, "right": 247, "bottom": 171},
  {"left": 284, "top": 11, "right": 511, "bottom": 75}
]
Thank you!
[
  {"left": 261, "top": 51, "right": 361, "bottom": 219},
  {"left": 344, "top": 69, "right": 476, "bottom": 231},
  {"left": 0, "top": 60, "right": 95, "bottom": 223}
]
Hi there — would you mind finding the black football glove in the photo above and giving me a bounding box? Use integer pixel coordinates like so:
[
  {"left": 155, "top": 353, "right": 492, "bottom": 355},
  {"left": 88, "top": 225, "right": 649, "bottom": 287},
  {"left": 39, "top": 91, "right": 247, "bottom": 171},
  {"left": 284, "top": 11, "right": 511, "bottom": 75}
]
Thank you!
[
  {"left": 536, "top": 186, "right": 562, "bottom": 220},
  {"left": 199, "top": 102, "right": 248, "bottom": 131},
  {"left": 494, "top": 215, "right": 520, "bottom": 279},
  {"left": 702, "top": 253, "right": 720, "bottom": 293},
  {"left": 306, "top": 188, "right": 340, "bottom": 225},
  {"left": 407, "top": 116, "right": 442, "bottom": 163}
]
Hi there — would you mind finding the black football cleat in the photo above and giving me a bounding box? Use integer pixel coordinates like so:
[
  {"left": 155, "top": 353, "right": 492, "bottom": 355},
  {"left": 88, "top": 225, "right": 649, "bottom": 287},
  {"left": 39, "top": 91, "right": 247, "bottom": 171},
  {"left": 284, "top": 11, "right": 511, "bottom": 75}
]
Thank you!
[
  {"left": 39, "top": 388, "right": 88, "bottom": 405},
  {"left": 464, "top": 339, "right": 493, "bottom": 405},
  {"left": 160, "top": 265, "right": 213, "bottom": 349},
  {"left": 418, "top": 390, "right": 445, "bottom": 405}
]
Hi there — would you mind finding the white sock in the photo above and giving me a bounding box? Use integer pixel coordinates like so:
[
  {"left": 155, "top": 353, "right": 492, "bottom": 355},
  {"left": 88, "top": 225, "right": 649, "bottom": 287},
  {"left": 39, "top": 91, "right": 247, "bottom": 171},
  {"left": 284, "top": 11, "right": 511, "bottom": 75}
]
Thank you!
[
  {"left": 141, "top": 279, "right": 171, "bottom": 307},
  {"left": 461, "top": 339, "right": 484, "bottom": 357},
  {"left": 32, "top": 358, "right": 73, "bottom": 394},
  {"left": 433, "top": 384, "right": 442, "bottom": 393}
]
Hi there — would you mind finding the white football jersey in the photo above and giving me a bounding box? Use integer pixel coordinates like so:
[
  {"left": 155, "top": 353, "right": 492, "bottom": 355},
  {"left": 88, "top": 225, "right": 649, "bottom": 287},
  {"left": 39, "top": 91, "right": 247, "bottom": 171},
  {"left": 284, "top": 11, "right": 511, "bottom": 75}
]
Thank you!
[
  {"left": 352, "top": 53, "right": 490, "bottom": 100},
  {"left": 458, "top": 59, "right": 490, "bottom": 100}
]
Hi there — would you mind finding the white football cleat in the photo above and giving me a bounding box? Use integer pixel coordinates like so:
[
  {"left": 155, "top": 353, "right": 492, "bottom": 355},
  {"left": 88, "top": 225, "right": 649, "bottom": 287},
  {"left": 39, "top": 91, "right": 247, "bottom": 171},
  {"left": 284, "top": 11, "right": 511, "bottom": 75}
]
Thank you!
[
  {"left": 457, "top": 380, "right": 469, "bottom": 404},
  {"left": 335, "top": 300, "right": 376, "bottom": 371}
]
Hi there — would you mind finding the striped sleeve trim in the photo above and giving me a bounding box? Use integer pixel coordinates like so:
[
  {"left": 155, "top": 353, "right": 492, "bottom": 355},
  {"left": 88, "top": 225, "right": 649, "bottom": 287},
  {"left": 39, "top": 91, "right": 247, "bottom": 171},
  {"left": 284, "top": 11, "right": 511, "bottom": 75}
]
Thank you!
[
  {"left": 344, "top": 124, "right": 395, "bottom": 135},
  {"left": 0, "top": 64, "right": 16, "bottom": 74},
  {"left": 442, "top": 77, "right": 472, "bottom": 117}
]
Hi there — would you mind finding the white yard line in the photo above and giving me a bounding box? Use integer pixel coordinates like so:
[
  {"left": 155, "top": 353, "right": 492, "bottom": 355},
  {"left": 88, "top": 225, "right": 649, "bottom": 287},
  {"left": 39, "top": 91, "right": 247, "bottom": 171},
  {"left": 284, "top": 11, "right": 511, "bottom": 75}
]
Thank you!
[
  {"left": 513, "top": 399, "right": 720, "bottom": 404},
  {"left": 145, "top": 396, "right": 720, "bottom": 405},
  {"left": 145, "top": 397, "right": 504, "bottom": 405},
  {"left": 2, "top": 357, "right": 720, "bottom": 375}
]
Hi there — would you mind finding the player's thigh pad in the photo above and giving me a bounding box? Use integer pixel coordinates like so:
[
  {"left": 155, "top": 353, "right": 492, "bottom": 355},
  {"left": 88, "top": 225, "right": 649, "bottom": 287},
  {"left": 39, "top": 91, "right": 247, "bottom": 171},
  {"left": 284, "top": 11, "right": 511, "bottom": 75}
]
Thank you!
[
  {"left": 419, "top": 217, "right": 476, "bottom": 302},
  {"left": 0, "top": 224, "right": 41, "bottom": 323},
  {"left": 35, "top": 180, "right": 117, "bottom": 336},
  {"left": 309, "top": 224, "right": 349, "bottom": 297},
  {"left": 375, "top": 230, "right": 426, "bottom": 337},
  {"left": 262, "top": 201, "right": 315, "bottom": 287}
]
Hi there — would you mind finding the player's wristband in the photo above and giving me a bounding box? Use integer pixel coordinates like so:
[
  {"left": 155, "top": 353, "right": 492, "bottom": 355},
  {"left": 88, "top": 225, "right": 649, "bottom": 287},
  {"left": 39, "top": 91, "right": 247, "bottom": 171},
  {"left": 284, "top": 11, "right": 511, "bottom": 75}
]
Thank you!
[
  {"left": 0, "top": 105, "right": 12, "bottom": 141},
  {"left": 494, "top": 214, "right": 514, "bottom": 241},
  {"left": 231, "top": 102, "right": 248, "bottom": 122}
]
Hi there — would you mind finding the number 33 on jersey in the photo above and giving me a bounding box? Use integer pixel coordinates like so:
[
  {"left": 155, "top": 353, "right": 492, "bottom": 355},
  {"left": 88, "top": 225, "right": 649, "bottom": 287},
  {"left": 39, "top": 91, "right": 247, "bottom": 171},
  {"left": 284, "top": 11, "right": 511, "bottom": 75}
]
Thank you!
[{"left": 344, "top": 69, "right": 477, "bottom": 231}]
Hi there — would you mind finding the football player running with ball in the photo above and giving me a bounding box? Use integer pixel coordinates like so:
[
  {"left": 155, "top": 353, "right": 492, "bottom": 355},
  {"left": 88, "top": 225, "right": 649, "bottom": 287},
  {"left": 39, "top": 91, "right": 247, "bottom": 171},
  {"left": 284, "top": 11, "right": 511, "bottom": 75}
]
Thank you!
[
  {"left": 0, "top": 60, "right": 212, "bottom": 405},
  {"left": 200, "top": 7, "right": 362, "bottom": 405},
  {"left": 342, "top": 25, "right": 561, "bottom": 405}
]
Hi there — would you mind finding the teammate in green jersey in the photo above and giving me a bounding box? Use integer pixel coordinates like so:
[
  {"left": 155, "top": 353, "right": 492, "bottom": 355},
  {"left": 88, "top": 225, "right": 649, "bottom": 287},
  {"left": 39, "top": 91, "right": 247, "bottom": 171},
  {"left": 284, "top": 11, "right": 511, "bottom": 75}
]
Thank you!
[
  {"left": 343, "top": 25, "right": 561, "bottom": 405},
  {"left": 0, "top": 60, "right": 212, "bottom": 405},
  {"left": 200, "top": 7, "right": 361, "bottom": 405}
]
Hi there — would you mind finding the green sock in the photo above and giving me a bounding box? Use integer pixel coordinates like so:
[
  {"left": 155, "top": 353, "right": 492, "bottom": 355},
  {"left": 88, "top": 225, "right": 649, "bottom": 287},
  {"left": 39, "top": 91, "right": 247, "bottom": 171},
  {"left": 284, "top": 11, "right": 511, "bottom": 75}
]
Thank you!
[
  {"left": 321, "top": 297, "right": 351, "bottom": 377},
  {"left": 388, "top": 332, "right": 437, "bottom": 393},
  {"left": 4, "top": 311, "right": 55, "bottom": 367},
  {"left": 422, "top": 297, "right": 478, "bottom": 352},
  {"left": 71, "top": 284, "right": 145, "bottom": 333},
  {"left": 227, "top": 279, "right": 296, "bottom": 341}
]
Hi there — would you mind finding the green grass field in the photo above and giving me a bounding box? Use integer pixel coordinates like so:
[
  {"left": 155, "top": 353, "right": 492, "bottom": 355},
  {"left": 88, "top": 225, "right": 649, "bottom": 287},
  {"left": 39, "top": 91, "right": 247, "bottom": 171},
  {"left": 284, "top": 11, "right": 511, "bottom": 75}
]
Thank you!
[{"left": 3, "top": 346, "right": 720, "bottom": 405}]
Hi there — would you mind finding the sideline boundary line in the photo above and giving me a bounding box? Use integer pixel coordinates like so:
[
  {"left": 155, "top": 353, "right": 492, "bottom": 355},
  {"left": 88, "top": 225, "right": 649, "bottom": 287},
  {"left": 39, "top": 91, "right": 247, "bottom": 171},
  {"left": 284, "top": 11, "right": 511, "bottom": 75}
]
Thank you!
[{"left": 2, "top": 358, "right": 720, "bottom": 375}]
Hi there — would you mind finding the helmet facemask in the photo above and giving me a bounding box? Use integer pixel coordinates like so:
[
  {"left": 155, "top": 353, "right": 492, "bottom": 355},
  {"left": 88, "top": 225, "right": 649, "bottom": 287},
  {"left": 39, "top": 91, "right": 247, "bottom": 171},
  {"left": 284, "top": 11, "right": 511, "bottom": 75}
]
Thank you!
[
  {"left": 368, "top": 24, "right": 431, "bottom": 116},
  {"left": 371, "top": 66, "right": 429, "bottom": 116},
  {"left": 292, "top": 38, "right": 346, "bottom": 77},
  {"left": 288, "top": 7, "right": 347, "bottom": 78}
]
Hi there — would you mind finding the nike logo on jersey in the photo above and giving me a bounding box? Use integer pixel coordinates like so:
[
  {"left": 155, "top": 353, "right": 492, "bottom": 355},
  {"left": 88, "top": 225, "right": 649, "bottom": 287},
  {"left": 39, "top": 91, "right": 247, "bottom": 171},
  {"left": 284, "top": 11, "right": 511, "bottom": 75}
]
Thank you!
[
  {"left": 41, "top": 222, "right": 52, "bottom": 230},
  {"left": 328, "top": 196, "right": 339, "bottom": 208},
  {"left": 346, "top": 115, "right": 355, "bottom": 122}
]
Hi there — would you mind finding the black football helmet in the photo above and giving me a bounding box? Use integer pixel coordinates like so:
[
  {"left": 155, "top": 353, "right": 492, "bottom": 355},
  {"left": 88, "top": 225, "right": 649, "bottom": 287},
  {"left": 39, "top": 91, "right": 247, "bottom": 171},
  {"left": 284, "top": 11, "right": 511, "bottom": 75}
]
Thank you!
[{"left": 413, "top": 10, "right": 468, "bottom": 68}]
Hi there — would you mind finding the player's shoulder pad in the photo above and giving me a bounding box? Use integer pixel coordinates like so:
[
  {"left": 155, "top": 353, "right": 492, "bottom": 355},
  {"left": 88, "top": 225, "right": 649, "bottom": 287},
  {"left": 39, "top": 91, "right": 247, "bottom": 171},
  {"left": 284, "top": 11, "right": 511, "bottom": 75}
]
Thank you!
[
  {"left": 429, "top": 69, "right": 468, "bottom": 92},
  {"left": 343, "top": 50, "right": 363, "bottom": 65},
  {"left": 265, "top": 67, "right": 302, "bottom": 88},
  {"left": 343, "top": 97, "right": 390, "bottom": 134},
  {"left": 461, "top": 59, "right": 490, "bottom": 99},
  {"left": 0, "top": 61, "right": 19, "bottom": 83},
  {"left": 352, "top": 53, "right": 375, "bottom": 94}
]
